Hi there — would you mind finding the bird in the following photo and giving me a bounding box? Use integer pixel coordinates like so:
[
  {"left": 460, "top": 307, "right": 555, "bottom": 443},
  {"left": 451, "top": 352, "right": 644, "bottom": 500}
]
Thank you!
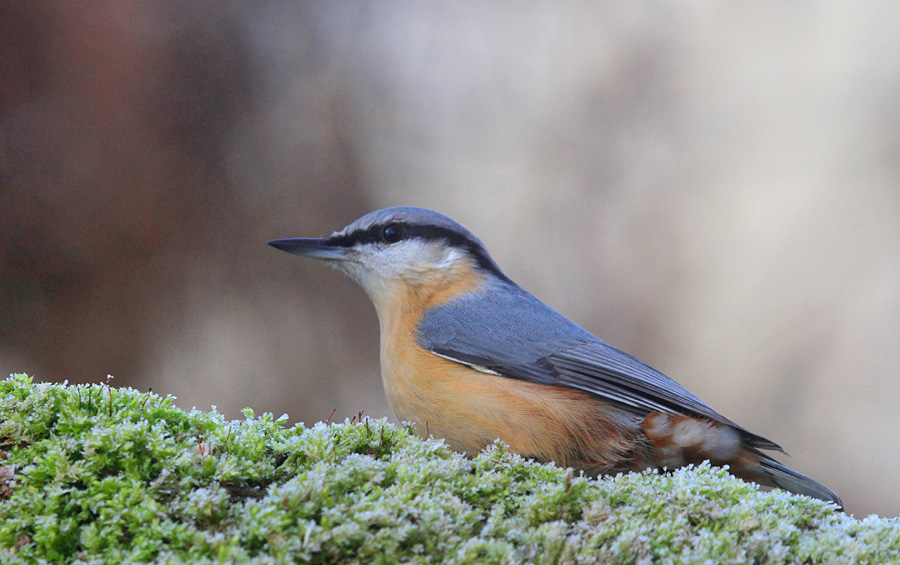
[{"left": 269, "top": 206, "right": 841, "bottom": 508}]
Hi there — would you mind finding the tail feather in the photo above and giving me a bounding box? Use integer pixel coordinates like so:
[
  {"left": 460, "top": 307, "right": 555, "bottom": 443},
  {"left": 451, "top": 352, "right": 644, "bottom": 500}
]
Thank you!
[
  {"left": 754, "top": 457, "right": 843, "bottom": 510},
  {"left": 638, "top": 412, "right": 842, "bottom": 509}
]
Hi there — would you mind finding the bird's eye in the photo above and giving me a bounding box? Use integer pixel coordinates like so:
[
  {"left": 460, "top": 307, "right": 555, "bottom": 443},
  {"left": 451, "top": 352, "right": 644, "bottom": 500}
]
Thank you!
[{"left": 381, "top": 223, "right": 402, "bottom": 244}]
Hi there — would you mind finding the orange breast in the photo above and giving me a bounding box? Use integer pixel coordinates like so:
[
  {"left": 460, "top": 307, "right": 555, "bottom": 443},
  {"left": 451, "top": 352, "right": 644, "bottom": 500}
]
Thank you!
[{"left": 373, "top": 259, "right": 649, "bottom": 473}]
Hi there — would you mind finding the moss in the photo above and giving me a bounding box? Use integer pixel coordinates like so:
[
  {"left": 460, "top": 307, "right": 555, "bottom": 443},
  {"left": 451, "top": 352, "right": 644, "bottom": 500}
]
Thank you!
[{"left": 0, "top": 374, "right": 895, "bottom": 564}]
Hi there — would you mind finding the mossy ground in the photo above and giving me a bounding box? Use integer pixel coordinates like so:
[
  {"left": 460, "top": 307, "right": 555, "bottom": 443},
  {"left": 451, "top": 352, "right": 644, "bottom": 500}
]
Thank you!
[{"left": 0, "top": 374, "right": 896, "bottom": 564}]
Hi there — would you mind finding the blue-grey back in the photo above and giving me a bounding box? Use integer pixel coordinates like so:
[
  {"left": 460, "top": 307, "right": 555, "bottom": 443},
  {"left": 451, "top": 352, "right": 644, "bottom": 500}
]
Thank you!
[{"left": 415, "top": 281, "right": 780, "bottom": 450}]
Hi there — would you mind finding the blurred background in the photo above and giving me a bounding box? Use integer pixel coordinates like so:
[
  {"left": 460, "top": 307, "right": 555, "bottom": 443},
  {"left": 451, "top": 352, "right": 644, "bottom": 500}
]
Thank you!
[{"left": 2, "top": 2, "right": 899, "bottom": 517}]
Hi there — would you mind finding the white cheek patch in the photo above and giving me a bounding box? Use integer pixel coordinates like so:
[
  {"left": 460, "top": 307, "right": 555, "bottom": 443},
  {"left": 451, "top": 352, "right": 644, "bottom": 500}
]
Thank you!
[
  {"left": 377, "top": 240, "right": 467, "bottom": 278},
  {"left": 434, "top": 247, "right": 465, "bottom": 269},
  {"left": 334, "top": 239, "right": 471, "bottom": 296}
]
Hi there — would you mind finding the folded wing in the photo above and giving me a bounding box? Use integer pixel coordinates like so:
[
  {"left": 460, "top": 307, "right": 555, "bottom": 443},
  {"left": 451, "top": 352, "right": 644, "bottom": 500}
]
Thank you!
[{"left": 416, "top": 283, "right": 781, "bottom": 452}]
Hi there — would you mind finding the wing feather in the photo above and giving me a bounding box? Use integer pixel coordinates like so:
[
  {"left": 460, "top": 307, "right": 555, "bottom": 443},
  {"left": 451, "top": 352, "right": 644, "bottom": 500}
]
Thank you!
[{"left": 417, "top": 284, "right": 781, "bottom": 452}]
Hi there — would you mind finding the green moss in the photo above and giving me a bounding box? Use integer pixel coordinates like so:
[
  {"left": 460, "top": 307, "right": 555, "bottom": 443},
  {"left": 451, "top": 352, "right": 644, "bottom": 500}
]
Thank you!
[{"left": 0, "top": 373, "right": 895, "bottom": 564}]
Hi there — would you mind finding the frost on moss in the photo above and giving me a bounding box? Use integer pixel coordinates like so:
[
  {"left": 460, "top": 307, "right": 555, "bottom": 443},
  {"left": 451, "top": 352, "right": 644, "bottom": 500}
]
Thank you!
[{"left": 0, "top": 374, "right": 895, "bottom": 564}]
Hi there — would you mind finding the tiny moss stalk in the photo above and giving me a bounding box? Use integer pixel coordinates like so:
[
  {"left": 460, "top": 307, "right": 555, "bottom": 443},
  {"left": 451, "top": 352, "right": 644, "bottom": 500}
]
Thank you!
[{"left": 0, "top": 374, "right": 895, "bottom": 564}]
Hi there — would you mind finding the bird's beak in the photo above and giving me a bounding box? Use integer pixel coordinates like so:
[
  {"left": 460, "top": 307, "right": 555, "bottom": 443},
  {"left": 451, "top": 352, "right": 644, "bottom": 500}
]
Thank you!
[{"left": 267, "top": 238, "right": 350, "bottom": 261}]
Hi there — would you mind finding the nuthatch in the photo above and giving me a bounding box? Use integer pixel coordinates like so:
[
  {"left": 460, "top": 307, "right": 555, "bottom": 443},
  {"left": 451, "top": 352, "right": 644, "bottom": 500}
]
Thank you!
[{"left": 269, "top": 206, "right": 841, "bottom": 508}]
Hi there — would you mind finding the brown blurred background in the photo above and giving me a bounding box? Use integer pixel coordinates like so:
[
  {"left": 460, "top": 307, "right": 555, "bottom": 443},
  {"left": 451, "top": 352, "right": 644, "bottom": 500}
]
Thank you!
[{"left": 2, "top": 3, "right": 899, "bottom": 517}]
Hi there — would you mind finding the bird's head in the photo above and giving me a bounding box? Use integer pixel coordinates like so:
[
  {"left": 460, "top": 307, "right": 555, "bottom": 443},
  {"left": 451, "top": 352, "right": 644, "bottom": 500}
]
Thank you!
[{"left": 269, "top": 207, "right": 511, "bottom": 312}]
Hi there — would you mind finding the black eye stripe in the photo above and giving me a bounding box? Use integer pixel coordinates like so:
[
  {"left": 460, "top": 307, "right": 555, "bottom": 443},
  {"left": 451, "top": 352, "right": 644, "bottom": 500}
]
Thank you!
[
  {"left": 327, "top": 222, "right": 513, "bottom": 283},
  {"left": 327, "top": 224, "right": 393, "bottom": 247}
]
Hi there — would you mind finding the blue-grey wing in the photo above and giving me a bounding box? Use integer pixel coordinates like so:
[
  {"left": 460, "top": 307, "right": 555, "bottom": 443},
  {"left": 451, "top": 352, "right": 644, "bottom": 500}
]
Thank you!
[{"left": 416, "top": 284, "right": 780, "bottom": 451}]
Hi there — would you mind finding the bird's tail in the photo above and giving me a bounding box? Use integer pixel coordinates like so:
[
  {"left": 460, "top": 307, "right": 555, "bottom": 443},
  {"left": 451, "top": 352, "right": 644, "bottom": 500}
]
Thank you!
[
  {"left": 749, "top": 456, "right": 843, "bottom": 510},
  {"left": 639, "top": 412, "right": 841, "bottom": 509}
]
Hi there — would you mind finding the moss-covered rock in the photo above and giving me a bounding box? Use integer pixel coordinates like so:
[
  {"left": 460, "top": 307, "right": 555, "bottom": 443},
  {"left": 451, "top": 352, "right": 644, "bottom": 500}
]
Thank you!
[{"left": 0, "top": 374, "right": 895, "bottom": 564}]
